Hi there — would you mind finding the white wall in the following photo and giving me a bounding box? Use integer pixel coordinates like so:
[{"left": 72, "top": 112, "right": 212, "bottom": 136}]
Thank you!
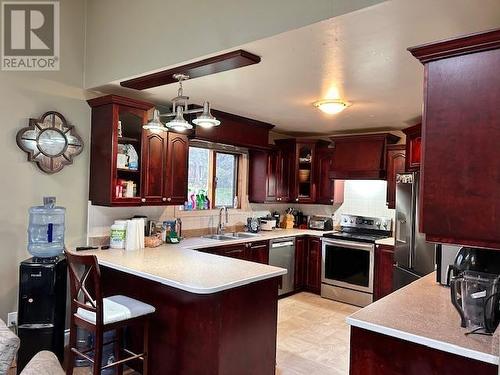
[
  {"left": 0, "top": 0, "right": 89, "bottom": 321},
  {"left": 84, "top": 0, "right": 385, "bottom": 88}
]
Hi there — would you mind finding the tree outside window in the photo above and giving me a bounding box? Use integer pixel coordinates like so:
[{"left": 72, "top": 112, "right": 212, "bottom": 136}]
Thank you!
[{"left": 188, "top": 147, "right": 239, "bottom": 208}]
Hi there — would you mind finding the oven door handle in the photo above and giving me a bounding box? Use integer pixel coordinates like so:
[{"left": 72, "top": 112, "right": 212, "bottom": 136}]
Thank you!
[{"left": 322, "top": 238, "right": 374, "bottom": 251}]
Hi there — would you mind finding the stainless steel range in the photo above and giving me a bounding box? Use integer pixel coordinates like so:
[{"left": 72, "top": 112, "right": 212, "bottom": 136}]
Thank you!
[{"left": 321, "top": 214, "right": 392, "bottom": 307}]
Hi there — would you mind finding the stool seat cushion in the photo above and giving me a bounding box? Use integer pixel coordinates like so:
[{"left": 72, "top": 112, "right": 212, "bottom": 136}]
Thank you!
[{"left": 76, "top": 295, "right": 155, "bottom": 325}]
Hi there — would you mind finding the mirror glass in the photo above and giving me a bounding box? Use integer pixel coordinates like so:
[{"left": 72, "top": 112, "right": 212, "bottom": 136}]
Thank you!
[{"left": 37, "top": 129, "right": 67, "bottom": 156}]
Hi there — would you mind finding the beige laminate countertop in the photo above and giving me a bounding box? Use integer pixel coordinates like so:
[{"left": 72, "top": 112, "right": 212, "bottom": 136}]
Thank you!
[
  {"left": 374, "top": 237, "right": 395, "bottom": 246},
  {"left": 75, "top": 229, "right": 332, "bottom": 295},
  {"left": 347, "top": 273, "right": 499, "bottom": 364}
]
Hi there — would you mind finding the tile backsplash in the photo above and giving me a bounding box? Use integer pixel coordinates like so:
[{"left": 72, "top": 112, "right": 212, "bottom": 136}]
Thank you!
[
  {"left": 333, "top": 180, "right": 395, "bottom": 223},
  {"left": 87, "top": 180, "right": 395, "bottom": 242}
]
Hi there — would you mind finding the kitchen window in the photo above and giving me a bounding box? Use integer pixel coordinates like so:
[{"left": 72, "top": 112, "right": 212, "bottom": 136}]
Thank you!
[{"left": 188, "top": 146, "right": 239, "bottom": 208}]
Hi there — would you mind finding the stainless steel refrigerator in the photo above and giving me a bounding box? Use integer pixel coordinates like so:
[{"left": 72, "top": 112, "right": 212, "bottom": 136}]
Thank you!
[{"left": 393, "top": 172, "right": 435, "bottom": 290}]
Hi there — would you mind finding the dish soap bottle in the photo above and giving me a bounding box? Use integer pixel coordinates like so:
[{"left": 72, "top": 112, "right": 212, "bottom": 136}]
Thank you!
[{"left": 204, "top": 193, "right": 210, "bottom": 210}]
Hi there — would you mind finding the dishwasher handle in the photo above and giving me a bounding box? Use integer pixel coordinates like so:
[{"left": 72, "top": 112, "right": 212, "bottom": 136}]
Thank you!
[{"left": 271, "top": 241, "right": 294, "bottom": 248}]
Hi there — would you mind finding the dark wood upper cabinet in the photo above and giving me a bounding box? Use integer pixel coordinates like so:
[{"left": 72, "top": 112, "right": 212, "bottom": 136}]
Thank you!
[
  {"left": 165, "top": 132, "right": 189, "bottom": 205},
  {"left": 386, "top": 144, "right": 406, "bottom": 209},
  {"left": 142, "top": 131, "right": 188, "bottom": 205},
  {"left": 403, "top": 123, "right": 422, "bottom": 172},
  {"left": 88, "top": 95, "right": 188, "bottom": 207},
  {"left": 248, "top": 149, "right": 280, "bottom": 203},
  {"left": 329, "top": 133, "right": 400, "bottom": 179},
  {"left": 141, "top": 131, "right": 167, "bottom": 204},
  {"left": 194, "top": 110, "right": 274, "bottom": 150},
  {"left": 249, "top": 139, "right": 344, "bottom": 205},
  {"left": 315, "top": 144, "right": 345, "bottom": 205},
  {"left": 275, "top": 139, "right": 323, "bottom": 203},
  {"left": 88, "top": 95, "right": 153, "bottom": 206},
  {"left": 373, "top": 244, "right": 395, "bottom": 301},
  {"left": 248, "top": 147, "right": 292, "bottom": 203},
  {"left": 409, "top": 28, "right": 500, "bottom": 249}
]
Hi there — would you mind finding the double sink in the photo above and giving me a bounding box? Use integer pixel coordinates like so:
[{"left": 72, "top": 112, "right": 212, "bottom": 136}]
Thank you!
[{"left": 202, "top": 232, "right": 261, "bottom": 241}]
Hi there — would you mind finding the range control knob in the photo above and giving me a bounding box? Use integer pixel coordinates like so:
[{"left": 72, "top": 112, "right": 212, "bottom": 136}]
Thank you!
[{"left": 376, "top": 222, "right": 381, "bottom": 227}]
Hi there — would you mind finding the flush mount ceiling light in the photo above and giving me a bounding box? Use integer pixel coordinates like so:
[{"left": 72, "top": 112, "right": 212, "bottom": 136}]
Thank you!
[
  {"left": 143, "top": 74, "right": 220, "bottom": 132},
  {"left": 313, "top": 99, "right": 351, "bottom": 114}
]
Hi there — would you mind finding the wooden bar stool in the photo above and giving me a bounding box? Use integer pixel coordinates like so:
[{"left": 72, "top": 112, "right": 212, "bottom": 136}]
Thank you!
[{"left": 65, "top": 252, "right": 155, "bottom": 375}]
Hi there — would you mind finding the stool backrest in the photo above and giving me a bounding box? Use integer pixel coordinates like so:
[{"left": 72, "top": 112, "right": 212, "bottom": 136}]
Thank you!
[{"left": 65, "top": 251, "right": 104, "bottom": 325}]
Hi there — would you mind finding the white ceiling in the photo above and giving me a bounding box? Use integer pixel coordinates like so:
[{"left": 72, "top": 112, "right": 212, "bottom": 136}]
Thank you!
[{"left": 97, "top": 0, "right": 500, "bottom": 135}]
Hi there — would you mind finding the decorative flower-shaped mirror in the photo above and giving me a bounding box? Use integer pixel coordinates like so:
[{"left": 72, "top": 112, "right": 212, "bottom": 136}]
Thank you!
[{"left": 16, "top": 111, "right": 84, "bottom": 174}]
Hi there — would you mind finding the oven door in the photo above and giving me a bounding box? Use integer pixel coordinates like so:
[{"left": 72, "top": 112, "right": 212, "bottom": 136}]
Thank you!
[{"left": 322, "top": 238, "right": 374, "bottom": 293}]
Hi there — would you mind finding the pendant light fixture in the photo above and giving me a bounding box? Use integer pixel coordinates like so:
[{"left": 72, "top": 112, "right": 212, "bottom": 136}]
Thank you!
[
  {"left": 192, "top": 101, "right": 220, "bottom": 128},
  {"left": 143, "top": 74, "right": 220, "bottom": 132},
  {"left": 166, "top": 106, "right": 192, "bottom": 132},
  {"left": 143, "top": 109, "right": 167, "bottom": 133}
]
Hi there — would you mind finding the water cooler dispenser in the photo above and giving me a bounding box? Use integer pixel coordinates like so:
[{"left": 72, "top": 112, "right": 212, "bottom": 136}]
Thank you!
[
  {"left": 17, "top": 197, "right": 67, "bottom": 373},
  {"left": 17, "top": 257, "right": 67, "bottom": 372}
]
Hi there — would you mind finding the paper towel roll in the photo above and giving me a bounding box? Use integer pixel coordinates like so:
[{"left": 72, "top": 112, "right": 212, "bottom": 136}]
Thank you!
[{"left": 125, "top": 218, "right": 145, "bottom": 250}]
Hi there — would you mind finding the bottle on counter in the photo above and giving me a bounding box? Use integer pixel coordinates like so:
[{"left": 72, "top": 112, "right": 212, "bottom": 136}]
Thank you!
[
  {"left": 204, "top": 193, "right": 210, "bottom": 210},
  {"left": 110, "top": 220, "right": 127, "bottom": 249},
  {"left": 190, "top": 193, "right": 196, "bottom": 210}
]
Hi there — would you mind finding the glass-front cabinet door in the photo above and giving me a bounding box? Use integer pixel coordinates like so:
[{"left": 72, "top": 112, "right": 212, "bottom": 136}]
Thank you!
[
  {"left": 296, "top": 142, "right": 315, "bottom": 202},
  {"left": 113, "top": 106, "right": 145, "bottom": 204}
]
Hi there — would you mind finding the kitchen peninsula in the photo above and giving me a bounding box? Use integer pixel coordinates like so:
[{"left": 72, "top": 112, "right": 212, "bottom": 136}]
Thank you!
[{"left": 75, "top": 241, "right": 286, "bottom": 375}]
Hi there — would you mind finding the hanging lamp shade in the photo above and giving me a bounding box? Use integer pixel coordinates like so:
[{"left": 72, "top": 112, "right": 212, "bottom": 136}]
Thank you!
[
  {"left": 166, "top": 106, "right": 193, "bottom": 132},
  {"left": 143, "top": 109, "right": 167, "bottom": 132},
  {"left": 192, "top": 101, "right": 221, "bottom": 129}
]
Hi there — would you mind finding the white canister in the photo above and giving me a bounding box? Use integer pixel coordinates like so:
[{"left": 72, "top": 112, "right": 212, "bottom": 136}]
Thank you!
[{"left": 110, "top": 220, "right": 127, "bottom": 249}]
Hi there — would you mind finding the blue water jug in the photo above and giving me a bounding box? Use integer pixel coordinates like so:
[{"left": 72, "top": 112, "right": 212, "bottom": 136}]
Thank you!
[{"left": 28, "top": 197, "right": 65, "bottom": 258}]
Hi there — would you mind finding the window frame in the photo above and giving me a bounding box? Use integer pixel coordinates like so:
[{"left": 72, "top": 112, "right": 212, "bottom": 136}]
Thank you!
[
  {"left": 187, "top": 145, "right": 240, "bottom": 209},
  {"left": 212, "top": 151, "right": 239, "bottom": 208}
]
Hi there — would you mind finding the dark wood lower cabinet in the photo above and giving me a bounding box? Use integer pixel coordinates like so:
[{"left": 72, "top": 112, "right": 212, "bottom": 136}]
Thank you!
[
  {"left": 294, "top": 237, "right": 306, "bottom": 290},
  {"left": 201, "top": 243, "right": 247, "bottom": 259},
  {"left": 373, "top": 244, "right": 395, "bottom": 301},
  {"left": 101, "top": 267, "right": 280, "bottom": 375},
  {"left": 350, "top": 327, "right": 496, "bottom": 375},
  {"left": 305, "top": 237, "right": 322, "bottom": 294},
  {"left": 201, "top": 241, "right": 269, "bottom": 264},
  {"left": 248, "top": 241, "right": 270, "bottom": 264}
]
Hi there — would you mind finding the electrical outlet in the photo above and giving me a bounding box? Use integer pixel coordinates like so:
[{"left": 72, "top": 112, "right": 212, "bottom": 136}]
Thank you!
[{"left": 7, "top": 312, "right": 17, "bottom": 328}]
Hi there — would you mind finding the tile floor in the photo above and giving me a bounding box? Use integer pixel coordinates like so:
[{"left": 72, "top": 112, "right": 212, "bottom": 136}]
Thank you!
[{"left": 276, "top": 292, "right": 359, "bottom": 375}]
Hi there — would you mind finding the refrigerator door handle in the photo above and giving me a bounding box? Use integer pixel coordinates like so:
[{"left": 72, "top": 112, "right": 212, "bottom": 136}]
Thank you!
[{"left": 408, "top": 175, "right": 417, "bottom": 270}]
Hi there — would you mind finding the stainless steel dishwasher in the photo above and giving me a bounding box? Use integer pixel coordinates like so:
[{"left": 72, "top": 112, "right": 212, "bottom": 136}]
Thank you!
[{"left": 269, "top": 237, "right": 295, "bottom": 296}]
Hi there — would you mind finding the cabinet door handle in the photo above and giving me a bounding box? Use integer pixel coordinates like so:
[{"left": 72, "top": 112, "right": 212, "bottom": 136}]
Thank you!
[
  {"left": 141, "top": 198, "right": 146, "bottom": 203},
  {"left": 167, "top": 197, "right": 172, "bottom": 202},
  {"left": 250, "top": 244, "right": 267, "bottom": 249},
  {"left": 295, "top": 198, "right": 299, "bottom": 202},
  {"left": 162, "top": 197, "right": 167, "bottom": 202},
  {"left": 226, "top": 249, "right": 244, "bottom": 254}
]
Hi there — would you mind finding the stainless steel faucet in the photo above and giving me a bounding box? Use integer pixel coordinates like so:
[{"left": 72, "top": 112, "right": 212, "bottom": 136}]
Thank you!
[{"left": 217, "top": 206, "right": 228, "bottom": 234}]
